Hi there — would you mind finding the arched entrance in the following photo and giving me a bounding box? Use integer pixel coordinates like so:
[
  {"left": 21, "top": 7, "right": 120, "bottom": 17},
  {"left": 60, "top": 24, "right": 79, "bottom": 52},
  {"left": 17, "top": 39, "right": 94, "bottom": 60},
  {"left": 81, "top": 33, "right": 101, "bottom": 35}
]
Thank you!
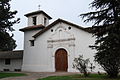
[{"left": 55, "top": 49, "right": 68, "bottom": 72}]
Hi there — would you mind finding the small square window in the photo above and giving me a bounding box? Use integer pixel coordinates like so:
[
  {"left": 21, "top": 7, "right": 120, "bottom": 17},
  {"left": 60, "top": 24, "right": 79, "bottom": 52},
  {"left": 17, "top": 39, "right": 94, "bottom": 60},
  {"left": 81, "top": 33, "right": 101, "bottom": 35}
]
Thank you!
[
  {"left": 5, "top": 59, "right": 11, "bottom": 65},
  {"left": 30, "top": 40, "right": 34, "bottom": 46}
]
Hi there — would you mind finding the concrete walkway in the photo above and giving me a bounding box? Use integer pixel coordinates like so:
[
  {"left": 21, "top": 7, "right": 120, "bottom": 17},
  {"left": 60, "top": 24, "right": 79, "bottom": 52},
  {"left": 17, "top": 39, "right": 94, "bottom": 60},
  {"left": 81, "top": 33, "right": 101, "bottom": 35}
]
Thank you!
[{"left": 0, "top": 72, "right": 79, "bottom": 80}]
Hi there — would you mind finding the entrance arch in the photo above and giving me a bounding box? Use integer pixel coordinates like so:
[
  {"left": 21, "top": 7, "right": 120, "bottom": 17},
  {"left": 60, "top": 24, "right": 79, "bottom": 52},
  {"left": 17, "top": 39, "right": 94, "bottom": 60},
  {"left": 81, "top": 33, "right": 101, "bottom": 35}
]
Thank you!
[{"left": 55, "top": 49, "right": 68, "bottom": 72}]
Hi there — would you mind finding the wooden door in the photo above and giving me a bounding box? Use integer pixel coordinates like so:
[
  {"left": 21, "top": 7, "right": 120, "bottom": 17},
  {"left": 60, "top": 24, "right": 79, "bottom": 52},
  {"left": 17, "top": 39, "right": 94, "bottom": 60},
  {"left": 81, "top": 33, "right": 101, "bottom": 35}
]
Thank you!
[{"left": 55, "top": 49, "right": 68, "bottom": 72}]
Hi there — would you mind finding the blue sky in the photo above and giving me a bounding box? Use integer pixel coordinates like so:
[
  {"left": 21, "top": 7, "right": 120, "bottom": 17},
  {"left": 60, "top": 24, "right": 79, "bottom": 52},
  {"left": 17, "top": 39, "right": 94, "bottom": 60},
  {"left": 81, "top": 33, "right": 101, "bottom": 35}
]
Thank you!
[{"left": 10, "top": 0, "right": 93, "bottom": 50}]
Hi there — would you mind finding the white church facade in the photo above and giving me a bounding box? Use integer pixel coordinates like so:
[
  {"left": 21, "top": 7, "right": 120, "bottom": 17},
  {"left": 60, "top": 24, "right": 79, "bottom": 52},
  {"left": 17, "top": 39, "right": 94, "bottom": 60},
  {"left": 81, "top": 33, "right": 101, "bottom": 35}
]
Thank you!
[
  {"left": 0, "top": 10, "right": 101, "bottom": 72},
  {"left": 19, "top": 10, "right": 98, "bottom": 72}
]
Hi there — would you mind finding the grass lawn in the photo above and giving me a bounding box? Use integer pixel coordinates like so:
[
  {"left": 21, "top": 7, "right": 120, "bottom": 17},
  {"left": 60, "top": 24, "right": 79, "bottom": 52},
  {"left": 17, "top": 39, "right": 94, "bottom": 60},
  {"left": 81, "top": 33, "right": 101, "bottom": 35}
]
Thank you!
[
  {"left": 38, "top": 74, "right": 120, "bottom": 80},
  {"left": 0, "top": 72, "right": 27, "bottom": 79}
]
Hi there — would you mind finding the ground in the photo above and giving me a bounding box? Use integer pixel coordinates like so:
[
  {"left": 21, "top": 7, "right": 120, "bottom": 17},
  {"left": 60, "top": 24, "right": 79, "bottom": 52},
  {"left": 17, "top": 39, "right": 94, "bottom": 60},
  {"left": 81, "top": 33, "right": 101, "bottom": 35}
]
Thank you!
[
  {"left": 0, "top": 72, "right": 26, "bottom": 79},
  {"left": 0, "top": 72, "right": 120, "bottom": 80},
  {"left": 0, "top": 72, "right": 78, "bottom": 80},
  {"left": 38, "top": 74, "right": 120, "bottom": 80}
]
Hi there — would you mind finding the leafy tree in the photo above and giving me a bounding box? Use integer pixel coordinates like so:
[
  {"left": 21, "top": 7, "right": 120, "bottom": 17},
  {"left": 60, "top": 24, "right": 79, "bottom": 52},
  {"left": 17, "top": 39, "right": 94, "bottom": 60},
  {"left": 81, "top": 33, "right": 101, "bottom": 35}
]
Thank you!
[
  {"left": 80, "top": 0, "right": 120, "bottom": 78},
  {"left": 0, "top": 0, "right": 20, "bottom": 51},
  {"left": 73, "top": 55, "right": 90, "bottom": 77}
]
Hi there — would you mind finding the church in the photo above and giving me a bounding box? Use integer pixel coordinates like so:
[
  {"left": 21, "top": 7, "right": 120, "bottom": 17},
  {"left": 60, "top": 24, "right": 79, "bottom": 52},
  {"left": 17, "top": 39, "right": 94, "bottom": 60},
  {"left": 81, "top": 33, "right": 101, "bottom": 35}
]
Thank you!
[{"left": 0, "top": 10, "right": 100, "bottom": 72}]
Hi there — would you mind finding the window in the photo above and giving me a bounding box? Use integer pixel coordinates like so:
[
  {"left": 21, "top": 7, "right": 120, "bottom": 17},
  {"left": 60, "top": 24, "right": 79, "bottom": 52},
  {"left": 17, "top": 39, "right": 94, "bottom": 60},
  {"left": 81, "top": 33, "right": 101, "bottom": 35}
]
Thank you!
[
  {"left": 30, "top": 40, "right": 34, "bottom": 46},
  {"left": 5, "top": 59, "right": 11, "bottom": 65},
  {"left": 32, "top": 16, "right": 37, "bottom": 25},
  {"left": 4, "top": 69, "right": 9, "bottom": 71},
  {"left": 14, "top": 69, "right": 21, "bottom": 72},
  {"left": 51, "top": 29, "right": 53, "bottom": 32},
  {"left": 68, "top": 27, "right": 71, "bottom": 30},
  {"left": 44, "top": 17, "right": 47, "bottom": 26}
]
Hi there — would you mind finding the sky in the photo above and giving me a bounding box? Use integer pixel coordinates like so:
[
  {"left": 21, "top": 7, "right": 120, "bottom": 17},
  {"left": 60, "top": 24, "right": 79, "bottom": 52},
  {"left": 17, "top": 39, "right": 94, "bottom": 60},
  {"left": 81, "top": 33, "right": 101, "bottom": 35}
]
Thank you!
[{"left": 10, "top": 0, "right": 93, "bottom": 50}]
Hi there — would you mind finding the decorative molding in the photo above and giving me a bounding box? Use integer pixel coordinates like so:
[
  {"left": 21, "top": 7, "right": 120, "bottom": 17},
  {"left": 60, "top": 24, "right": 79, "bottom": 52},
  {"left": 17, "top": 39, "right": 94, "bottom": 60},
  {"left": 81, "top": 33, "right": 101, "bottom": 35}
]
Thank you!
[
  {"left": 47, "top": 44, "right": 53, "bottom": 48},
  {"left": 69, "top": 44, "right": 75, "bottom": 47},
  {"left": 47, "top": 38, "right": 75, "bottom": 43},
  {"left": 55, "top": 25, "right": 66, "bottom": 31}
]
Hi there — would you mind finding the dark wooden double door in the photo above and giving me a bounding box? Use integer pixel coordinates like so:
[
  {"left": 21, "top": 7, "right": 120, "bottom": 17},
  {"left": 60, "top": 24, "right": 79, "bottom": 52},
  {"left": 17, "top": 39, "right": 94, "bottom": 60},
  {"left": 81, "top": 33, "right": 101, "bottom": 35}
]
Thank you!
[{"left": 55, "top": 49, "right": 68, "bottom": 72}]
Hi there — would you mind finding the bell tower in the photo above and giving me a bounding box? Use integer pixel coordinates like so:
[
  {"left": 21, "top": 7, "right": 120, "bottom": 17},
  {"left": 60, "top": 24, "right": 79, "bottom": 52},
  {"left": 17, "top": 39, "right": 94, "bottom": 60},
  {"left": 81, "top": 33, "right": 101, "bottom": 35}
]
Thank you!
[{"left": 24, "top": 10, "right": 52, "bottom": 26}]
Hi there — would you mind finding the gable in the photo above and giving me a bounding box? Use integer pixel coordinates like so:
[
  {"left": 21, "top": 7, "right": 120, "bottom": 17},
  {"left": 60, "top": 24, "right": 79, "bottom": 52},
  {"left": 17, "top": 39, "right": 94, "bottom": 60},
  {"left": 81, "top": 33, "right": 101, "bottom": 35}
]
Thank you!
[
  {"left": 48, "top": 24, "right": 74, "bottom": 41},
  {"left": 33, "top": 19, "right": 91, "bottom": 38}
]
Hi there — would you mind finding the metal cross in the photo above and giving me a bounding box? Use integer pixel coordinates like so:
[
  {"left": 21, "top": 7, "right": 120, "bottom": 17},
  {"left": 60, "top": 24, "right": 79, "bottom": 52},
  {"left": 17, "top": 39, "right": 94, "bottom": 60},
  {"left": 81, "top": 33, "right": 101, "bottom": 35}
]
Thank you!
[{"left": 38, "top": 5, "right": 41, "bottom": 10}]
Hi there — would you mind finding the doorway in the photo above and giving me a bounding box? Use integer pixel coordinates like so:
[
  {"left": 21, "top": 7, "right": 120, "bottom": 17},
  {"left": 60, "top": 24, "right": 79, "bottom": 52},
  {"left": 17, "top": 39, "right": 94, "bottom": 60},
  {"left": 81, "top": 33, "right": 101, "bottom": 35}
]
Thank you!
[{"left": 55, "top": 49, "right": 68, "bottom": 72}]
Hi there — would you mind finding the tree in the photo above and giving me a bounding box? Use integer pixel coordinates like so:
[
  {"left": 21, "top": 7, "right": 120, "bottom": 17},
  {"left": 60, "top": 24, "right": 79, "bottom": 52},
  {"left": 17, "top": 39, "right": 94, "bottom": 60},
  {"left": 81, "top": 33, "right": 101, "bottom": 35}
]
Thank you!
[
  {"left": 80, "top": 0, "right": 120, "bottom": 78},
  {"left": 73, "top": 55, "right": 90, "bottom": 77},
  {"left": 0, "top": 0, "right": 20, "bottom": 51}
]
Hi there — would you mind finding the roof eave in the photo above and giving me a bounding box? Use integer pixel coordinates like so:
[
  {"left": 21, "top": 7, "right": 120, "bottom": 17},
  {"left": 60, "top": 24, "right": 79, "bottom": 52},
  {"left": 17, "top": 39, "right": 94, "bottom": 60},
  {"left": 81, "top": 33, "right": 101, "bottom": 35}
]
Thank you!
[
  {"left": 19, "top": 27, "right": 44, "bottom": 32},
  {"left": 19, "top": 25, "right": 45, "bottom": 32},
  {"left": 24, "top": 10, "right": 52, "bottom": 19}
]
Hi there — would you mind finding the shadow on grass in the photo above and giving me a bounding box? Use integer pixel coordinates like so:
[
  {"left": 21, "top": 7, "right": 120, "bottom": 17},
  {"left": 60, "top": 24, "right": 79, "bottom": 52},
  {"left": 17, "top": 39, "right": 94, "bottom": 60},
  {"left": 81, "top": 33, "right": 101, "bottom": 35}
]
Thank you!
[{"left": 38, "top": 74, "right": 120, "bottom": 80}]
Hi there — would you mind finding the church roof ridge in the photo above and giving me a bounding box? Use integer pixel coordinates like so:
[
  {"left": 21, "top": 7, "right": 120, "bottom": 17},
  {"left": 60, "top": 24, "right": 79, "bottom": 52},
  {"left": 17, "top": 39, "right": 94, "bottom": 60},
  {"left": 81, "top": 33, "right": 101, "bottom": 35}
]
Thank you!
[
  {"left": 33, "top": 18, "right": 91, "bottom": 38},
  {"left": 24, "top": 10, "right": 52, "bottom": 19}
]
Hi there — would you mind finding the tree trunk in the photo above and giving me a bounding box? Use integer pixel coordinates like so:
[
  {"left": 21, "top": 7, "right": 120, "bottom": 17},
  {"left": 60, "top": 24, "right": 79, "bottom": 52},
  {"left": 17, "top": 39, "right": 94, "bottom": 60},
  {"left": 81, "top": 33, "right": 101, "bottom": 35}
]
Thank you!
[{"left": 84, "top": 70, "right": 89, "bottom": 77}]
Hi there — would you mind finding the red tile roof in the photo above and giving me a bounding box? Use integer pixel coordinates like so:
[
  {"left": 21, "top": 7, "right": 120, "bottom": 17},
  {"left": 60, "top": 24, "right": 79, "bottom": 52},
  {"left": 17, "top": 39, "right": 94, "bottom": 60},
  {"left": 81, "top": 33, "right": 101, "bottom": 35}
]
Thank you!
[
  {"left": 0, "top": 50, "right": 23, "bottom": 59},
  {"left": 19, "top": 24, "right": 45, "bottom": 32}
]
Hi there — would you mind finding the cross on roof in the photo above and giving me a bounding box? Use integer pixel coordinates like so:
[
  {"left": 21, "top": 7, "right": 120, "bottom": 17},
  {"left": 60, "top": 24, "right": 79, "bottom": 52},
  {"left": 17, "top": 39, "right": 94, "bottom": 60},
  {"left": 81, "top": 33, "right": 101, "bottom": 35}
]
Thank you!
[{"left": 38, "top": 5, "right": 41, "bottom": 10}]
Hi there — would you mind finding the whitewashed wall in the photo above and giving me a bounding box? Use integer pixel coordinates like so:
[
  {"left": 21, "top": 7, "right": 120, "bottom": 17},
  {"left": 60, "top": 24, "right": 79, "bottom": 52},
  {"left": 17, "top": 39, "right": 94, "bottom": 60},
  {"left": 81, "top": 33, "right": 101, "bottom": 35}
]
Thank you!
[
  {"left": 27, "top": 14, "right": 49, "bottom": 26},
  {"left": 0, "top": 59, "right": 22, "bottom": 71},
  {"left": 22, "top": 21, "right": 101, "bottom": 72},
  {"left": 22, "top": 29, "right": 41, "bottom": 71}
]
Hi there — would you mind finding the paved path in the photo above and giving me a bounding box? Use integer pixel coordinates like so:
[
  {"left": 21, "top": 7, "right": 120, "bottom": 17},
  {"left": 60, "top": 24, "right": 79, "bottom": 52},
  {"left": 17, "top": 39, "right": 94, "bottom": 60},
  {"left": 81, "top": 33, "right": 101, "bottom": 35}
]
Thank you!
[{"left": 0, "top": 72, "right": 79, "bottom": 80}]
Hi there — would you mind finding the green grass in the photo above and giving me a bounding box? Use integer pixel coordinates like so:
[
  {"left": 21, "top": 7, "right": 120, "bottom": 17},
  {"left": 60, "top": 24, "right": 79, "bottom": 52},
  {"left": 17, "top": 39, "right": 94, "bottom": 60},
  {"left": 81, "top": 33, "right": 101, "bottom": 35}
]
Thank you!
[
  {"left": 38, "top": 74, "right": 120, "bottom": 80},
  {"left": 0, "top": 72, "right": 27, "bottom": 79}
]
